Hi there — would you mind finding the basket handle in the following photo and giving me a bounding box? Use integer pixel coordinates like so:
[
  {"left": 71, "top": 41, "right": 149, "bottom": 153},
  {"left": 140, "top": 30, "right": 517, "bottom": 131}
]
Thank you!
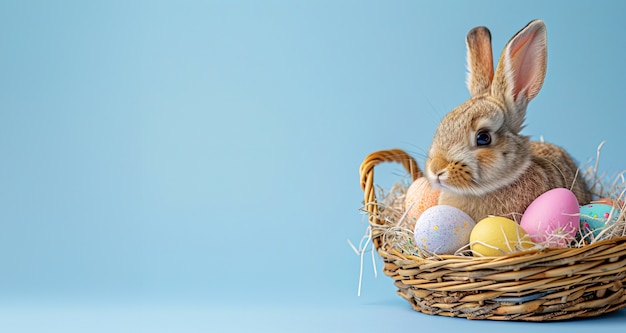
[{"left": 359, "top": 149, "right": 422, "bottom": 224}]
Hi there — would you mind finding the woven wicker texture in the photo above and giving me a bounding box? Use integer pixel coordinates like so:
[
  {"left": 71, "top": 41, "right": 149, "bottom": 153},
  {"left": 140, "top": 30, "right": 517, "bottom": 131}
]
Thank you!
[{"left": 360, "top": 149, "right": 626, "bottom": 321}]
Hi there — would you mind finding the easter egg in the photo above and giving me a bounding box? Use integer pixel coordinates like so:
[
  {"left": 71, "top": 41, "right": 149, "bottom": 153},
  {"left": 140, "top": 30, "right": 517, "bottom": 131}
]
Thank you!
[
  {"left": 520, "top": 188, "right": 580, "bottom": 247},
  {"left": 470, "top": 216, "right": 535, "bottom": 257},
  {"left": 580, "top": 203, "right": 621, "bottom": 241},
  {"left": 413, "top": 205, "right": 475, "bottom": 255},
  {"left": 404, "top": 177, "right": 440, "bottom": 228}
]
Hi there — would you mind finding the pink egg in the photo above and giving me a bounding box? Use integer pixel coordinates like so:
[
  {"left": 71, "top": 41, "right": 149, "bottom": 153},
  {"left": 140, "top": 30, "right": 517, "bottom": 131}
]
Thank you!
[
  {"left": 404, "top": 177, "right": 440, "bottom": 228},
  {"left": 520, "top": 188, "right": 580, "bottom": 248}
]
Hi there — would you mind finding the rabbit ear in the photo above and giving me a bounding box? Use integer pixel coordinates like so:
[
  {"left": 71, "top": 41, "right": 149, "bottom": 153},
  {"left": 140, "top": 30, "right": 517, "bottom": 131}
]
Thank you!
[
  {"left": 492, "top": 20, "right": 547, "bottom": 130},
  {"left": 466, "top": 26, "right": 494, "bottom": 97}
]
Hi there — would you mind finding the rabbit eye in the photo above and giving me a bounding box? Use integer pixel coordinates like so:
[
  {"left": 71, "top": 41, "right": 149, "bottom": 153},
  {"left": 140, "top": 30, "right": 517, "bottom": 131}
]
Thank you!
[{"left": 476, "top": 130, "right": 492, "bottom": 146}]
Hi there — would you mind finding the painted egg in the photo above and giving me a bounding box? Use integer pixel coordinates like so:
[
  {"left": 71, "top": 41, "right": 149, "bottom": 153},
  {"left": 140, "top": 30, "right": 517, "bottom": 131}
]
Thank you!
[
  {"left": 404, "top": 177, "right": 440, "bottom": 228},
  {"left": 520, "top": 188, "right": 580, "bottom": 248},
  {"left": 470, "top": 216, "right": 535, "bottom": 257},
  {"left": 413, "top": 205, "right": 475, "bottom": 255},
  {"left": 580, "top": 203, "right": 621, "bottom": 241}
]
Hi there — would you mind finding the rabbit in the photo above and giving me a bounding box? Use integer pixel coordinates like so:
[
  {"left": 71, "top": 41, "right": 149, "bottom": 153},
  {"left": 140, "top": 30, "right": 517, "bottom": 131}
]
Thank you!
[{"left": 424, "top": 19, "right": 592, "bottom": 223}]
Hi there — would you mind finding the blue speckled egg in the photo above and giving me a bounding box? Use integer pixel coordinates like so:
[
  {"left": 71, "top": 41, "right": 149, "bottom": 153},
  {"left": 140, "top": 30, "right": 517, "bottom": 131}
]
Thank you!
[
  {"left": 580, "top": 203, "right": 621, "bottom": 240},
  {"left": 413, "top": 205, "right": 476, "bottom": 255}
]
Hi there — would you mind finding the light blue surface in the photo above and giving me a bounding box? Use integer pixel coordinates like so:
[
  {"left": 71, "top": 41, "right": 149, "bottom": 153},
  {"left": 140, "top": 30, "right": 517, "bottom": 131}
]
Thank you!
[{"left": 1, "top": 0, "right": 625, "bottom": 331}]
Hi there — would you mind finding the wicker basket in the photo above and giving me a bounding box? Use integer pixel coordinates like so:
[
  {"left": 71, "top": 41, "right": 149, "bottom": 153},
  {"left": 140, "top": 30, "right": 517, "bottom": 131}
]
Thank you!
[{"left": 359, "top": 149, "right": 626, "bottom": 321}]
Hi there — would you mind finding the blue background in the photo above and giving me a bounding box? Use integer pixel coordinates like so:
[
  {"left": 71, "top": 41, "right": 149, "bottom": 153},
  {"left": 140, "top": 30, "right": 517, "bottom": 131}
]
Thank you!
[{"left": 1, "top": 0, "right": 625, "bottom": 331}]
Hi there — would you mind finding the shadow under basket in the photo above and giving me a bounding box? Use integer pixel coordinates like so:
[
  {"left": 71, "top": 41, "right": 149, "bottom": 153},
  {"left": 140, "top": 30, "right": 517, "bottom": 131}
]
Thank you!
[{"left": 359, "top": 149, "right": 626, "bottom": 321}]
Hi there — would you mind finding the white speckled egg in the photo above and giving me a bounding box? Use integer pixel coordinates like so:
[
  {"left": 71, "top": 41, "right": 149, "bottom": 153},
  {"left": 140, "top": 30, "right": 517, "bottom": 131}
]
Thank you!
[{"left": 413, "top": 205, "right": 476, "bottom": 255}]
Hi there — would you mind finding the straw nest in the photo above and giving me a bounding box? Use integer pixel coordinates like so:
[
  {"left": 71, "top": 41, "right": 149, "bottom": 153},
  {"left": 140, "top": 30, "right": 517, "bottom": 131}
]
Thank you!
[{"left": 357, "top": 147, "right": 626, "bottom": 321}]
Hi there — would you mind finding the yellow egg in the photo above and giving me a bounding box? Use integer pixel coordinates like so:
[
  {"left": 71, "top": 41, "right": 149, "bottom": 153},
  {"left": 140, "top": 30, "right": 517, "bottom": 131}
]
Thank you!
[
  {"left": 404, "top": 177, "right": 440, "bottom": 228},
  {"left": 470, "top": 216, "right": 535, "bottom": 257}
]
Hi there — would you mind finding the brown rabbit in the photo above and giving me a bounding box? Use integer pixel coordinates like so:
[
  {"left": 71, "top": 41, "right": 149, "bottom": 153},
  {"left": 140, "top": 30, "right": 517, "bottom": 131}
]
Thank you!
[{"left": 425, "top": 20, "right": 592, "bottom": 222}]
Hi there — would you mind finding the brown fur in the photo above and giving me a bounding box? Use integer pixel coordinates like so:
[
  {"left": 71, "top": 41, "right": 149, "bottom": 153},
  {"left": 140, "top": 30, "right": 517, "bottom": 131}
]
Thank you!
[
  {"left": 437, "top": 142, "right": 591, "bottom": 222},
  {"left": 425, "top": 20, "right": 592, "bottom": 222}
]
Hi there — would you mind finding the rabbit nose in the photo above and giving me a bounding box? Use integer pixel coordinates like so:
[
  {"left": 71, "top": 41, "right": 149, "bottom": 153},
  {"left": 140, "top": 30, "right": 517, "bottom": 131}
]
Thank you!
[
  {"left": 434, "top": 170, "right": 449, "bottom": 187},
  {"left": 429, "top": 155, "right": 449, "bottom": 177},
  {"left": 427, "top": 155, "right": 450, "bottom": 186}
]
